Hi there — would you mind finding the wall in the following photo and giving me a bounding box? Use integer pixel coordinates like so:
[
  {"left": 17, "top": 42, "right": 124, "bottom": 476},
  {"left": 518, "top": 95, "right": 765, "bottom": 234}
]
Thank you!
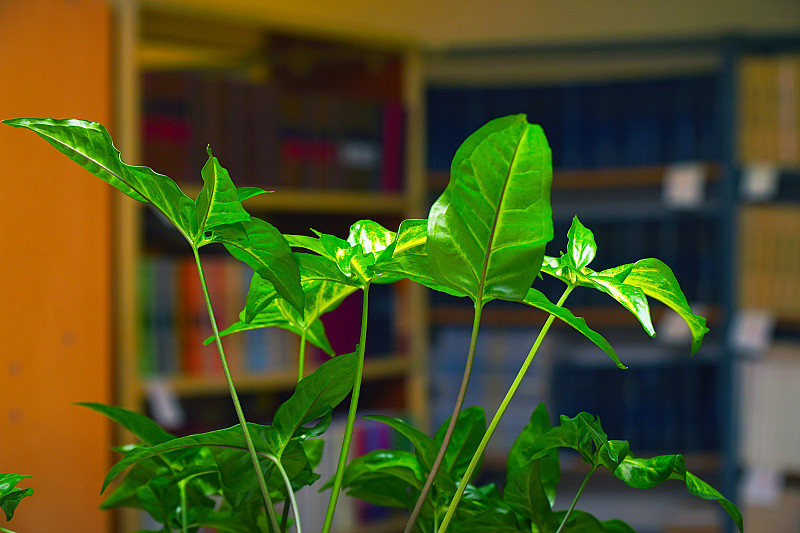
[{"left": 0, "top": 1, "right": 113, "bottom": 531}]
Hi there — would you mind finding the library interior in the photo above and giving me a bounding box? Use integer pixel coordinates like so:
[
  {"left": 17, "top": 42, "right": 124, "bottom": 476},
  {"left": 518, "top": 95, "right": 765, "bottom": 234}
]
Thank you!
[{"left": 2, "top": 1, "right": 800, "bottom": 532}]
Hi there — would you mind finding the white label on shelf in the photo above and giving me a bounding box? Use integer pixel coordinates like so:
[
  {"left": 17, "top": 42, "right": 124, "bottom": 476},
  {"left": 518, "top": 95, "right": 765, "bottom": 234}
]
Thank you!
[
  {"left": 144, "top": 379, "right": 185, "bottom": 430},
  {"left": 729, "top": 309, "right": 776, "bottom": 355},
  {"left": 662, "top": 162, "right": 707, "bottom": 210},
  {"left": 742, "top": 467, "right": 782, "bottom": 506},
  {"left": 658, "top": 303, "right": 708, "bottom": 346},
  {"left": 741, "top": 163, "right": 780, "bottom": 201}
]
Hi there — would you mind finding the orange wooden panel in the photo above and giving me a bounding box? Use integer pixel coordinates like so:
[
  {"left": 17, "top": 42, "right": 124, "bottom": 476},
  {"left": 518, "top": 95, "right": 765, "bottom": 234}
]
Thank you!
[{"left": 0, "top": 1, "right": 113, "bottom": 532}]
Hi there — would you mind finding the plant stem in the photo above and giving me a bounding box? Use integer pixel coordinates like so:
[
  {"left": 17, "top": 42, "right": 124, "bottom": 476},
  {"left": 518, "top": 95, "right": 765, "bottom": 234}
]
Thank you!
[
  {"left": 438, "top": 285, "right": 574, "bottom": 533},
  {"left": 322, "top": 284, "right": 371, "bottom": 533},
  {"left": 264, "top": 453, "right": 302, "bottom": 533},
  {"left": 555, "top": 464, "right": 597, "bottom": 533},
  {"left": 178, "top": 479, "right": 189, "bottom": 533},
  {"left": 192, "top": 247, "right": 280, "bottom": 532},
  {"left": 298, "top": 328, "right": 308, "bottom": 383},
  {"left": 404, "top": 301, "right": 484, "bottom": 533}
]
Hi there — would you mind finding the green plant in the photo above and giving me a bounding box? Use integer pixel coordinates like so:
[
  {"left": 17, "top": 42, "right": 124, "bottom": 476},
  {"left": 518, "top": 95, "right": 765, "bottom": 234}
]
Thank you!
[
  {"left": 0, "top": 473, "right": 32, "bottom": 533},
  {"left": 2, "top": 114, "right": 742, "bottom": 533}
]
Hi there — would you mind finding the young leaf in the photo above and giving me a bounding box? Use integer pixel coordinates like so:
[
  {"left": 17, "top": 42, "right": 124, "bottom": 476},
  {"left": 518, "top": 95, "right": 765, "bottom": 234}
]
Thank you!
[
  {"left": 427, "top": 114, "right": 554, "bottom": 304},
  {"left": 614, "top": 454, "right": 743, "bottom": 531},
  {"left": 272, "top": 351, "right": 359, "bottom": 447},
  {"left": 209, "top": 217, "right": 304, "bottom": 314},
  {"left": 194, "top": 147, "right": 250, "bottom": 237},
  {"left": 0, "top": 474, "right": 32, "bottom": 522},
  {"left": 3, "top": 118, "right": 198, "bottom": 240},
  {"left": 566, "top": 216, "right": 597, "bottom": 270},
  {"left": 236, "top": 186, "right": 270, "bottom": 202},
  {"left": 78, "top": 402, "right": 174, "bottom": 446},
  {"left": 523, "top": 289, "right": 626, "bottom": 369},
  {"left": 602, "top": 258, "right": 709, "bottom": 354},
  {"left": 347, "top": 219, "right": 396, "bottom": 261}
]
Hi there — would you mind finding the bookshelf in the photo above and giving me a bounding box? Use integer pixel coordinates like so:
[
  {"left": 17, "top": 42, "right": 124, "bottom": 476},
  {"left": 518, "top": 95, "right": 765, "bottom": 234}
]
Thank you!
[
  {"left": 421, "top": 35, "right": 800, "bottom": 532},
  {"left": 112, "top": 3, "right": 427, "bottom": 531}
]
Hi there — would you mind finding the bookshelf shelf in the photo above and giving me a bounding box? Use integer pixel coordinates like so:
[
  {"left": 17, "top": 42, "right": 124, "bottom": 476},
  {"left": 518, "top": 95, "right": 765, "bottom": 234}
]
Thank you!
[
  {"left": 179, "top": 185, "right": 411, "bottom": 214},
  {"left": 159, "top": 355, "right": 411, "bottom": 397}
]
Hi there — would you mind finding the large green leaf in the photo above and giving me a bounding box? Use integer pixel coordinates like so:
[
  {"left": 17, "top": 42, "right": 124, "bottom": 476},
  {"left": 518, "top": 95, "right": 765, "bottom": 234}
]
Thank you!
[
  {"left": 523, "top": 289, "right": 626, "bottom": 369},
  {"left": 427, "top": 114, "right": 553, "bottom": 304},
  {"left": 194, "top": 147, "right": 250, "bottom": 236},
  {"left": 209, "top": 217, "right": 304, "bottom": 314},
  {"left": 614, "top": 454, "right": 743, "bottom": 531},
  {"left": 272, "top": 350, "right": 359, "bottom": 447},
  {"left": 602, "top": 259, "right": 709, "bottom": 354},
  {"left": 78, "top": 402, "right": 174, "bottom": 446},
  {"left": 3, "top": 118, "right": 197, "bottom": 240},
  {"left": 0, "top": 474, "right": 32, "bottom": 522}
]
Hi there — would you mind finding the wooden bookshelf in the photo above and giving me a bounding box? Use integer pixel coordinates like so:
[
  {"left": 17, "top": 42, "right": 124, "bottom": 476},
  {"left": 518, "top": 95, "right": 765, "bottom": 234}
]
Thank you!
[{"left": 111, "top": 3, "right": 428, "bottom": 531}]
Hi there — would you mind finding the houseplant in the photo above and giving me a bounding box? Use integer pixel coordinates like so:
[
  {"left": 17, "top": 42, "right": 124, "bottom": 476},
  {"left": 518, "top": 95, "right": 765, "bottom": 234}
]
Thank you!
[{"left": 2, "top": 114, "right": 742, "bottom": 533}]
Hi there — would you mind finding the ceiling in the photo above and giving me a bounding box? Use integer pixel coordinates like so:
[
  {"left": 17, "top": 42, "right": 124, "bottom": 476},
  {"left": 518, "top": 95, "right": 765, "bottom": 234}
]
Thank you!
[{"left": 142, "top": 0, "right": 800, "bottom": 50}]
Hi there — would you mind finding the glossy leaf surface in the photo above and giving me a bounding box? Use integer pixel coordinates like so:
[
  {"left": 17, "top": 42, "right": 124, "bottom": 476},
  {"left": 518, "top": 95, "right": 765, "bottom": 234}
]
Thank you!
[
  {"left": 272, "top": 350, "right": 358, "bottom": 447},
  {"left": 79, "top": 402, "right": 174, "bottom": 446},
  {"left": 428, "top": 114, "right": 553, "bottom": 303},
  {"left": 194, "top": 147, "right": 250, "bottom": 235},
  {"left": 0, "top": 474, "right": 32, "bottom": 522},
  {"left": 209, "top": 217, "right": 304, "bottom": 314},
  {"left": 3, "top": 118, "right": 197, "bottom": 239},
  {"left": 523, "top": 289, "right": 625, "bottom": 368},
  {"left": 602, "top": 259, "right": 709, "bottom": 354},
  {"left": 615, "top": 454, "right": 742, "bottom": 531}
]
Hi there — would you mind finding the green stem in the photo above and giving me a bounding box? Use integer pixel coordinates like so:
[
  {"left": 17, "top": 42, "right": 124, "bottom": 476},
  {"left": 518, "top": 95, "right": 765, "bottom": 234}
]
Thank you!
[
  {"left": 298, "top": 328, "right": 308, "bottom": 383},
  {"left": 280, "top": 500, "right": 291, "bottom": 533},
  {"left": 322, "top": 283, "right": 371, "bottom": 533},
  {"left": 178, "top": 479, "right": 189, "bottom": 533},
  {"left": 555, "top": 463, "right": 597, "bottom": 533},
  {"left": 192, "top": 247, "right": 280, "bottom": 533},
  {"left": 405, "top": 301, "right": 484, "bottom": 533},
  {"left": 438, "top": 285, "right": 574, "bottom": 533},
  {"left": 263, "top": 453, "right": 302, "bottom": 533}
]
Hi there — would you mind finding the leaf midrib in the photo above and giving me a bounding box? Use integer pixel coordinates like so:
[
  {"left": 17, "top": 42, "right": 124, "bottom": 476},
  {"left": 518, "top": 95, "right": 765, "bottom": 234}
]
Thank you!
[{"left": 476, "top": 130, "right": 526, "bottom": 303}]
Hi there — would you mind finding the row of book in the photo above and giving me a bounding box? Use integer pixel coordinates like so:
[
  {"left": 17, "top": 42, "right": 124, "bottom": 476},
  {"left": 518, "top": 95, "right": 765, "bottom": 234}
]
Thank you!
[
  {"left": 142, "top": 70, "right": 405, "bottom": 191},
  {"left": 427, "top": 74, "right": 719, "bottom": 171},
  {"left": 138, "top": 254, "right": 399, "bottom": 379},
  {"left": 739, "top": 53, "right": 800, "bottom": 167},
  {"left": 552, "top": 344, "right": 722, "bottom": 453},
  {"left": 738, "top": 204, "right": 800, "bottom": 320},
  {"left": 429, "top": 326, "right": 723, "bottom": 455},
  {"left": 138, "top": 255, "right": 297, "bottom": 377},
  {"left": 429, "top": 326, "right": 554, "bottom": 455}
]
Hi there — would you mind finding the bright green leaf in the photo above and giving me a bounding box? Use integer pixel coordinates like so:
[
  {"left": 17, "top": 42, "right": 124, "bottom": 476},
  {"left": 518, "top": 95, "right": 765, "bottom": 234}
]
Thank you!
[
  {"left": 3, "top": 118, "right": 198, "bottom": 239},
  {"left": 523, "top": 289, "right": 626, "bottom": 369},
  {"left": 78, "top": 402, "right": 174, "bottom": 446},
  {"left": 272, "top": 351, "right": 359, "bottom": 447},
  {"left": 566, "top": 216, "right": 597, "bottom": 270},
  {"left": 210, "top": 217, "right": 304, "bottom": 314},
  {"left": 427, "top": 114, "right": 553, "bottom": 304},
  {"left": 614, "top": 454, "right": 742, "bottom": 531},
  {"left": 602, "top": 258, "right": 709, "bottom": 354},
  {"left": 0, "top": 474, "right": 32, "bottom": 522},
  {"left": 194, "top": 147, "right": 250, "bottom": 238}
]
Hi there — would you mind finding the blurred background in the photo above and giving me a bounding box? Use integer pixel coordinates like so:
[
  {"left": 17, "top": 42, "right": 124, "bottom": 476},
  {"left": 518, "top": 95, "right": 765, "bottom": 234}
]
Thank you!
[{"left": 2, "top": 1, "right": 800, "bottom": 532}]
